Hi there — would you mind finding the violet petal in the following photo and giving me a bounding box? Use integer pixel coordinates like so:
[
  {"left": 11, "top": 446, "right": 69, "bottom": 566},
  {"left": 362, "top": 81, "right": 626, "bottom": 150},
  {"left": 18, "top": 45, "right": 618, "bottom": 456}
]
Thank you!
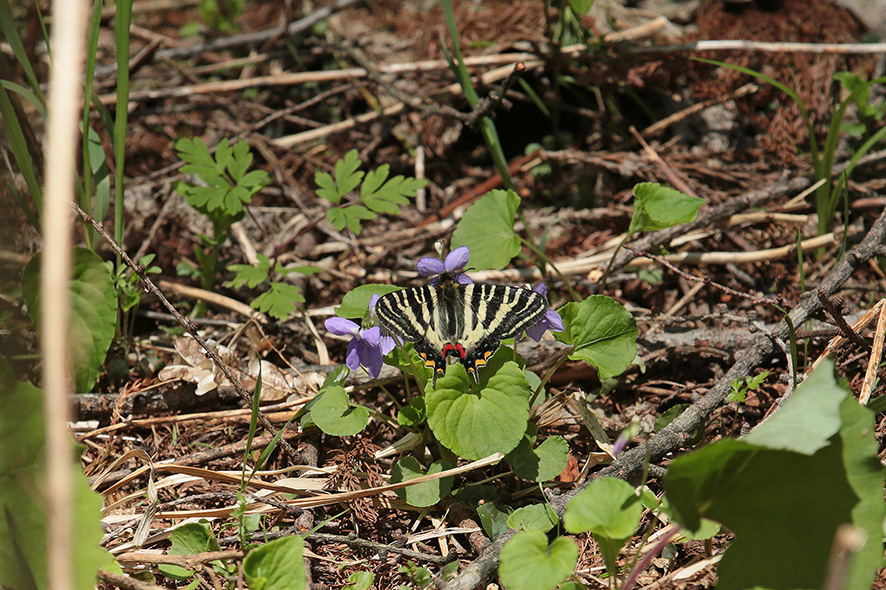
[
  {"left": 455, "top": 273, "right": 474, "bottom": 285},
  {"left": 525, "top": 322, "right": 546, "bottom": 342},
  {"left": 363, "top": 344, "right": 384, "bottom": 378},
  {"left": 417, "top": 257, "right": 445, "bottom": 276},
  {"left": 545, "top": 309, "right": 564, "bottom": 332},
  {"left": 361, "top": 326, "right": 381, "bottom": 346},
  {"left": 444, "top": 246, "right": 470, "bottom": 271},
  {"left": 345, "top": 340, "right": 361, "bottom": 371},
  {"left": 326, "top": 316, "right": 360, "bottom": 336},
  {"left": 379, "top": 334, "right": 397, "bottom": 356}
]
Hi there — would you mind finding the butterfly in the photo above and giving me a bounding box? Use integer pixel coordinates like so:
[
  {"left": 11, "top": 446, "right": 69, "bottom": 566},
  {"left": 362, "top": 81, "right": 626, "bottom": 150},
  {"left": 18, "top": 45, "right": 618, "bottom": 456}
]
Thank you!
[{"left": 374, "top": 272, "right": 549, "bottom": 384}]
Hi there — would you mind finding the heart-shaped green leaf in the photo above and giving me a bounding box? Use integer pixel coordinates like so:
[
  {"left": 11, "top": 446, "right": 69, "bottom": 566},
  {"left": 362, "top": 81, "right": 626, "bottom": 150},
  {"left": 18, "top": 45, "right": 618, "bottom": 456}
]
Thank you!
[
  {"left": 21, "top": 247, "right": 117, "bottom": 393},
  {"left": 555, "top": 295, "right": 637, "bottom": 380},
  {"left": 451, "top": 189, "right": 521, "bottom": 270},
  {"left": 390, "top": 457, "right": 454, "bottom": 507},
  {"left": 499, "top": 530, "right": 577, "bottom": 590},
  {"left": 243, "top": 536, "right": 306, "bottom": 590},
  {"left": 507, "top": 503, "right": 558, "bottom": 533},
  {"left": 426, "top": 362, "right": 530, "bottom": 460},
  {"left": 310, "top": 386, "right": 369, "bottom": 436},
  {"left": 506, "top": 429, "right": 569, "bottom": 482}
]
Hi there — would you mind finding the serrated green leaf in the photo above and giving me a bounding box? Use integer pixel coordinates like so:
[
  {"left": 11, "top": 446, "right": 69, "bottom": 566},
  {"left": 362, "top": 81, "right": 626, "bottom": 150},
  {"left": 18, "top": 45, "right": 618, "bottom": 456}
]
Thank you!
[
  {"left": 228, "top": 254, "right": 271, "bottom": 289},
  {"left": 21, "top": 248, "right": 117, "bottom": 392},
  {"left": 240, "top": 169, "right": 269, "bottom": 188},
  {"left": 342, "top": 205, "right": 375, "bottom": 234},
  {"left": 390, "top": 457, "right": 454, "bottom": 507},
  {"left": 499, "top": 531, "right": 577, "bottom": 590},
  {"left": 326, "top": 207, "right": 347, "bottom": 230},
  {"left": 242, "top": 536, "right": 306, "bottom": 590},
  {"left": 451, "top": 189, "right": 521, "bottom": 270},
  {"left": 507, "top": 503, "right": 558, "bottom": 532},
  {"left": 360, "top": 164, "right": 390, "bottom": 197},
  {"left": 663, "top": 360, "right": 885, "bottom": 590},
  {"left": 252, "top": 282, "right": 303, "bottom": 321},
  {"left": 315, "top": 171, "right": 340, "bottom": 203},
  {"left": 334, "top": 150, "right": 363, "bottom": 195},
  {"left": 362, "top": 172, "right": 426, "bottom": 215},
  {"left": 554, "top": 295, "right": 637, "bottom": 380},
  {"left": 425, "top": 361, "right": 530, "bottom": 460},
  {"left": 336, "top": 284, "right": 402, "bottom": 320},
  {"left": 311, "top": 386, "right": 369, "bottom": 436},
  {"left": 505, "top": 431, "right": 569, "bottom": 482},
  {"left": 628, "top": 183, "right": 704, "bottom": 234}
]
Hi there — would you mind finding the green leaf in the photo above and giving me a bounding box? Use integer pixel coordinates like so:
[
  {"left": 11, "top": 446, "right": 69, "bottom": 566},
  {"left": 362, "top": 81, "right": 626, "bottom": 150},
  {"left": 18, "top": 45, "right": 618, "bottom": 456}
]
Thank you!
[
  {"left": 451, "top": 189, "right": 521, "bottom": 270},
  {"left": 310, "top": 386, "right": 369, "bottom": 436},
  {"left": 742, "top": 361, "right": 844, "bottom": 454},
  {"left": 326, "top": 205, "right": 376, "bottom": 235},
  {"left": 425, "top": 361, "right": 530, "bottom": 460},
  {"left": 362, "top": 168, "right": 426, "bottom": 215},
  {"left": 505, "top": 427, "right": 569, "bottom": 482},
  {"left": 252, "top": 282, "right": 303, "bottom": 321},
  {"left": 243, "top": 536, "right": 306, "bottom": 590},
  {"left": 315, "top": 150, "right": 363, "bottom": 203},
  {"left": 21, "top": 248, "right": 117, "bottom": 392},
  {"left": 476, "top": 502, "right": 511, "bottom": 539},
  {"left": 506, "top": 503, "right": 558, "bottom": 532},
  {"left": 344, "top": 571, "right": 375, "bottom": 590},
  {"left": 336, "top": 284, "right": 402, "bottom": 320},
  {"left": 663, "top": 360, "right": 885, "bottom": 590},
  {"left": 564, "top": 476, "right": 643, "bottom": 576},
  {"left": 628, "top": 183, "right": 704, "bottom": 235},
  {"left": 175, "top": 137, "right": 267, "bottom": 219},
  {"left": 228, "top": 254, "right": 271, "bottom": 289},
  {"left": 0, "top": 360, "right": 114, "bottom": 590},
  {"left": 568, "top": 0, "right": 594, "bottom": 13},
  {"left": 564, "top": 477, "right": 643, "bottom": 539},
  {"left": 342, "top": 205, "right": 375, "bottom": 235},
  {"left": 554, "top": 295, "right": 638, "bottom": 380},
  {"left": 498, "top": 531, "right": 577, "bottom": 590},
  {"left": 390, "top": 457, "right": 454, "bottom": 507},
  {"left": 158, "top": 522, "right": 221, "bottom": 580}
]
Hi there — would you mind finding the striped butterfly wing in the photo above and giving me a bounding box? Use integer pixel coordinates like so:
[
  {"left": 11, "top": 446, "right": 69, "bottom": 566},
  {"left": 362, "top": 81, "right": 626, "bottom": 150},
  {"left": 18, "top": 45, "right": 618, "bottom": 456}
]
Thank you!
[{"left": 375, "top": 276, "right": 548, "bottom": 382}]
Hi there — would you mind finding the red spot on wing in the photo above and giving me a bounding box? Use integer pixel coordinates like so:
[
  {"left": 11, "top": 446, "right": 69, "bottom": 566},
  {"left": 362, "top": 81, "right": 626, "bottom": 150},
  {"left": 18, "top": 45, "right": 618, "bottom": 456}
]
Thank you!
[{"left": 442, "top": 343, "right": 467, "bottom": 359}]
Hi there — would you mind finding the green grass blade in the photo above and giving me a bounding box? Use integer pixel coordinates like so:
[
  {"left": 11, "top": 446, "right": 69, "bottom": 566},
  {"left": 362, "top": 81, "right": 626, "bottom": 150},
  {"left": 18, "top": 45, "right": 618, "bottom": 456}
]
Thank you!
[
  {"left": 0, "top": 0, "right": 43, "bottom": 102},
  {"left": 440, "top": 0, "right": 514, "bottom": 189},
  {"left": 241, "top": 370, "right": 263, "bottom": 491},
  {"left": 81, "top": 0, "right": 105, "bottom": 248},
  {"left": 113, "top": 0, "right": 134, "bottom": 256},
  {"left": 0, "top": 82, "right": 43, "bottom": 217},
  {"left": 0, "top": 81, "right": 46, "bottom": 118}
]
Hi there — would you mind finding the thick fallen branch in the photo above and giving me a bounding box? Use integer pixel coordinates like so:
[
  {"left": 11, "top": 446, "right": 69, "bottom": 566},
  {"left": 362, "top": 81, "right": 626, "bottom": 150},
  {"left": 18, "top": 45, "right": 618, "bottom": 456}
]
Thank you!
[{"left": 442, "top": 206, "right": 886, "bottom": 590}]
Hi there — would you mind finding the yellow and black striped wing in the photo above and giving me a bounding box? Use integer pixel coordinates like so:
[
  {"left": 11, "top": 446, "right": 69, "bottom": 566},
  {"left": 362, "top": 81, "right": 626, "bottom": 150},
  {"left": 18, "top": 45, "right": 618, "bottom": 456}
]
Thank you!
[{"left": 375, "top": 279, "right": 548, "bottom": 381}]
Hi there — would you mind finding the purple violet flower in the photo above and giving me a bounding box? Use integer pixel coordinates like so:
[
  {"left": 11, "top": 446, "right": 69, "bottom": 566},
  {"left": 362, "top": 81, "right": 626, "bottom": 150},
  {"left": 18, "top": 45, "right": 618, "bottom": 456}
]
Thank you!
[
  {"left": 417, "top": 246, "right": 473, "bottom": 285},
  {"left": 325, "top": 316, "right": 396, "bottom": 378},
  {"left": 524, "top": 283, "right": 564, "bottom": 342}
]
